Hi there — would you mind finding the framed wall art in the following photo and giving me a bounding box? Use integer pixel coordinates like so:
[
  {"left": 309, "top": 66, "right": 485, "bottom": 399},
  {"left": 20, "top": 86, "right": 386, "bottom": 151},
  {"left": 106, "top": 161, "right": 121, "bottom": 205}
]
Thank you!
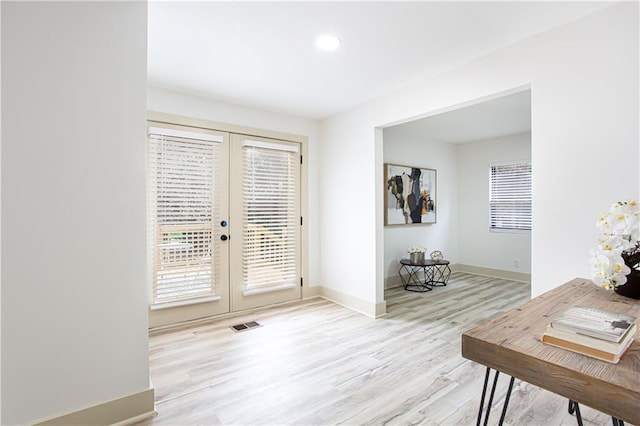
[{"left": 384, "top": 163, "right": 436, "bottom": 225}]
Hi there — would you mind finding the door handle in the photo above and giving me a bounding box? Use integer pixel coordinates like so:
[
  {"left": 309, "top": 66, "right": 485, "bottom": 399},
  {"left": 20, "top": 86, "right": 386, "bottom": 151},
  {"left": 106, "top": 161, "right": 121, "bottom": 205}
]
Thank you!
[{"left": 220, "top": 235, "right": 228, "bottom": 241}]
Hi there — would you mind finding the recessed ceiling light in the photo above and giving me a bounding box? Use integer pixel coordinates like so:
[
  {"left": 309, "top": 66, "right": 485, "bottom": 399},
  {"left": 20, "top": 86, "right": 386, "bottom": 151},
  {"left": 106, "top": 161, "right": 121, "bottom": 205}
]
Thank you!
[{"left": 316, "top": 34, "right": 341, "bottom": 51}]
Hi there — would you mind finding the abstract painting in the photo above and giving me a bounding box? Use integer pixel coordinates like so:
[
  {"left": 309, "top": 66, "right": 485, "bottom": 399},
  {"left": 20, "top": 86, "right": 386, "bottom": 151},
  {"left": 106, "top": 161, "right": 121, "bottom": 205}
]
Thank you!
[{"left": 384, "top": 163, "right": 436, "bottom": 225}]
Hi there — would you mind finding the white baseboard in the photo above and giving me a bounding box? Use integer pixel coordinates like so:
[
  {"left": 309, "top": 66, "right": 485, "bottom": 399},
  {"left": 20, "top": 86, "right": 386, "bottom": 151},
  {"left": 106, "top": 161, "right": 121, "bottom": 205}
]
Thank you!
[
  {"left": 302, "top": 284, "right": 321, "bottom": 299},
  {"left": 34, "top": 387, "right": 155, "bottom": 426},
  {"left": 451, "top": 263, "right": 531, "bottom": 283},
  {"left": 319, "top": 286, "right": 386, "bottom": 318},
  {"left": 384, "top": 274, "right": 404, "bottom": 289}
]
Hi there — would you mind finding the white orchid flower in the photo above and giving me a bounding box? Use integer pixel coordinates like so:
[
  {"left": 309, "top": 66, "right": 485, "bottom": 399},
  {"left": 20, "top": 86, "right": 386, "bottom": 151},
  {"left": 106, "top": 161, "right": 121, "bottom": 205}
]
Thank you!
[{"left": 591, "top": 200, "right": 639, "bottom": 289}]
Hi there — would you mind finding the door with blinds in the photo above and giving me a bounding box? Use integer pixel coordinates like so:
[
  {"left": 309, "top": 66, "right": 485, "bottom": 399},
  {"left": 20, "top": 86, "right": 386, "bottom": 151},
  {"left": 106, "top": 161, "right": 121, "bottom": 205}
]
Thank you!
[
  {"left": 148, "top": 124, "right": 230, "bottom": 327},
  {"left": 148, "top": 124, "right": 301, "bottom": 326},
  {"left": 229, "top": 134, "right": 302, "bottom": 311}
]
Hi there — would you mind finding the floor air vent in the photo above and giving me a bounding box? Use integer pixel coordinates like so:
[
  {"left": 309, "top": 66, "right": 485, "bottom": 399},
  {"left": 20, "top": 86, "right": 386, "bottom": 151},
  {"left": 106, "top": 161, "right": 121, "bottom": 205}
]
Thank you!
[{"left": 230, "top": 321, "right": 262, "bottom": 332}]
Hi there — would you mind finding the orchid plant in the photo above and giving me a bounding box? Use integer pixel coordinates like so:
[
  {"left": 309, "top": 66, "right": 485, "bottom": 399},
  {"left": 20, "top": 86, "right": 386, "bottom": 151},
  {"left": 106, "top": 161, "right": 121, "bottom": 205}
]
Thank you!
[{"left": 590, "top": 200, "right": 640, "bottom": 289}]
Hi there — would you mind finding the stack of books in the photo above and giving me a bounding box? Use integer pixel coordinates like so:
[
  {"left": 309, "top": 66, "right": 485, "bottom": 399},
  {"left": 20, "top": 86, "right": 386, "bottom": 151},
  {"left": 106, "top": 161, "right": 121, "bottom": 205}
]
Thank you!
[{"left": 542, "top": 306, "right": 637, "bottom": 364}]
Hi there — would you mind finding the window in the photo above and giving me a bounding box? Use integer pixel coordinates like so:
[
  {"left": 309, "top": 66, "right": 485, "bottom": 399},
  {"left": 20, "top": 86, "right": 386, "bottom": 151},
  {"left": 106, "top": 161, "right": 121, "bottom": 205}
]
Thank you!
[{"left": 489, "top": 162, "right": 532, "bottom": 232}]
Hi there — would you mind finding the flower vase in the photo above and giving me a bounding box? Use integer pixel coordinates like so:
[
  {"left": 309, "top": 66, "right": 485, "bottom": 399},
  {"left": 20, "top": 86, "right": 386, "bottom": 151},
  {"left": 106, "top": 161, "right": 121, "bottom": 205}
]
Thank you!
[
  {"left": 410, "top": 252, "right": 424, "bottom": 264},
  {"left": 615, "top": 270, "right": 640, "bottom": 299},
  {"left": 616, "top": 246, "right": 640, "bottom": 299}
]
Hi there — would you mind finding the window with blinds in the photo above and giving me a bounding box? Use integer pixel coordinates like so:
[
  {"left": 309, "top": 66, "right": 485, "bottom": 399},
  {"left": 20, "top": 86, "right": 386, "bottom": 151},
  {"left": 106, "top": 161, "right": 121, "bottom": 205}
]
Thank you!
[
  {"left": 241, "top": 140, "right": 299, "bottom": 295},
  {"left": 489, "top": 162, "right": 532, "bottom": 232},
  {"left": 148, "top": 127, "right": 223, "bottom": 305}
]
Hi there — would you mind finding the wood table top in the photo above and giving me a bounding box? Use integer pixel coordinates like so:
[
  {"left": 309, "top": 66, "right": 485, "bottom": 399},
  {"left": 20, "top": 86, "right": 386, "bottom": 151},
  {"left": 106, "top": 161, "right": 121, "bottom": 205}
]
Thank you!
[{"left": 462, "top": 278, "right": 640, "bottom": 425}]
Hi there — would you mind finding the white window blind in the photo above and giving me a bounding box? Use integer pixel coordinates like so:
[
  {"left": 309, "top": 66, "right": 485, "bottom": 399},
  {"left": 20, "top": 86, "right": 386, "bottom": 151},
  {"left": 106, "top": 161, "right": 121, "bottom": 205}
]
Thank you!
[
  {"left": 490, "top": 162, "right": 532, "bottom": 231},
  {"left": 148, "top": 128, "right": 223, "bottom": 305},
  {"left": 241, "top": 141, "right": 299, "bottom": 294}
]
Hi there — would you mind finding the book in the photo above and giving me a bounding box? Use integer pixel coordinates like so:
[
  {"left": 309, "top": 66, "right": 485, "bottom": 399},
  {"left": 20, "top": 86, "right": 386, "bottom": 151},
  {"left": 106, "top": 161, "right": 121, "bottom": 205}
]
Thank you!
[
  {"left": 544, "top": 323, "right": 637, "bottom": 353},
  {"left": 542, "top": 323, "right": 636, "bottom": 364},
  {"left": 550, "top": 306, "right": 637, "bottom": 343}
]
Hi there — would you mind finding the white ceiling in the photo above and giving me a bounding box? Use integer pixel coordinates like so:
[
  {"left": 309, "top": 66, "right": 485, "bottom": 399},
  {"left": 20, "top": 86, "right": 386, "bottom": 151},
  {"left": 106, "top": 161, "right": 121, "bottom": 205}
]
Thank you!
[
  {"left": 387, "top": 89, "right": 531, "bottom": 144},
  {"left": 148, "top": 1, "right": 612, "bottom": 121}
]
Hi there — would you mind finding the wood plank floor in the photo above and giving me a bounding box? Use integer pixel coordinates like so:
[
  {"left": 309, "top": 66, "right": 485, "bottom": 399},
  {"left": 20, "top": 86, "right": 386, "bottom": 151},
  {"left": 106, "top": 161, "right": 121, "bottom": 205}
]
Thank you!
[{"left": 138, "top": 273, "right": 621, "bottom": 426}]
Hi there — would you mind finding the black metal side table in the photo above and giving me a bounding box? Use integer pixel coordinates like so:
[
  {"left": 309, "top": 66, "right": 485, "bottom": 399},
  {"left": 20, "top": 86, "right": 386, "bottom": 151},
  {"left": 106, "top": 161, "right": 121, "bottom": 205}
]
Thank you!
[{"left": 398, "top": 258, "right": 451, "bottom": 292}]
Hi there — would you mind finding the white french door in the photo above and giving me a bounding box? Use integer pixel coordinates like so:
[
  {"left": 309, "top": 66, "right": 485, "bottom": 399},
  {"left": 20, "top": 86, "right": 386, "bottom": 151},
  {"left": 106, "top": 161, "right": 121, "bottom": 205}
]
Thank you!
[
  {"left": 229, "top": 134, "right": 302, "bottom": 311},
  {"left": 147, "top": 123, "right": 230, "bottom": 327},
  {"left": 148, "top": 123, "right": 301, "bottom": 327}
]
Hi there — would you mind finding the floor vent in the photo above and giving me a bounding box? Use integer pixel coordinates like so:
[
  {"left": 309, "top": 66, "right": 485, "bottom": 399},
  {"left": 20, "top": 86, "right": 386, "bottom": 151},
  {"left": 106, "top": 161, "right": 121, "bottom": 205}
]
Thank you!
[{"left": 230, "top": 321, "right": 262, "bottom": 332}]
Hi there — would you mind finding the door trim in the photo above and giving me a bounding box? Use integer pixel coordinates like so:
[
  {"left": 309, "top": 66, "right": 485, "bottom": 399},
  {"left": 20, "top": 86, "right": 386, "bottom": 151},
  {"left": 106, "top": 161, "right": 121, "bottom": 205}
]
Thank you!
[{"left": 147, "top": 111, "right": 307, "bottom": 143}]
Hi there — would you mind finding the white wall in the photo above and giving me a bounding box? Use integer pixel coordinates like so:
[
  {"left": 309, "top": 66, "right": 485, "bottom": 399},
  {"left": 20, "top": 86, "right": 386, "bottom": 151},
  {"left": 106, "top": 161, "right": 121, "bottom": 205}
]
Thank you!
[
  {"left": 320, "top": 2, "right": 638, "bottom": 308},
  {"left": 457, "top": 133, "right": 532, "bottom": 274},
  {"left": 147, "top": 87, "right": 321, "bottom": 287},
  {"left": 0, "top": 2, "right": 3, "bottom": 420},
  {"left": 320, "top": 114, "right": 380, "bottom": 305},
  {"left": 382, "top": 128, "right": 458, "bottom": 281},
  {"left": 2, "top": 3, "right": 149, "bottom": 424},
  {"left": 0, "top": 0, "right": 3, "bottom": 423}
]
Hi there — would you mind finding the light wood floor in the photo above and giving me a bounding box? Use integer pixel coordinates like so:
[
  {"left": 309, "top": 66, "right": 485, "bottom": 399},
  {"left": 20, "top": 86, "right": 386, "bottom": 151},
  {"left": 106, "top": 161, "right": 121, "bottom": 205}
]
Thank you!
[{"left": 139, "top": 273, "right": 621, "bottom": 426}]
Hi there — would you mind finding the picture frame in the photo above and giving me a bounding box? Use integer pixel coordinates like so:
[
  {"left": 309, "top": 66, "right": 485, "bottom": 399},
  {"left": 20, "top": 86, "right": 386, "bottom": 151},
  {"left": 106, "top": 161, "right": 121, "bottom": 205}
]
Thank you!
[{"left": 384, "top": 163, "right": 436, "bottom": 225}]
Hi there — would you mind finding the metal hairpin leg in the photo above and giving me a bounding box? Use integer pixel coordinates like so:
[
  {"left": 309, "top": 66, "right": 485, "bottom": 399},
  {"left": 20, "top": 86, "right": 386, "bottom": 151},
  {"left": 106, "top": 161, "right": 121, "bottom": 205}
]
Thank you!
[
  {"left": 612, "top": 417, "right": 625, "bottom": 426},
  {"left": 499, "top": 376, "right": 516, "bottom": 425},
  {"left": 569, "top": 400, "right": 624, "bottom": 426},
  {"left": 568, "top": 400, "right": 584, "bottom": 426},
  {"left": 476, "top": 367, "right": 515, "bottom": 426}
]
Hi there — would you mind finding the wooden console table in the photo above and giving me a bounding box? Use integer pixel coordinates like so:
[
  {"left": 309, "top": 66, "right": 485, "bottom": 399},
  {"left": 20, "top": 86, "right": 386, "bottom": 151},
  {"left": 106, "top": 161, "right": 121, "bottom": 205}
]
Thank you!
[{"left": 462, "top": 278, "right": 640, "bottom": 425}]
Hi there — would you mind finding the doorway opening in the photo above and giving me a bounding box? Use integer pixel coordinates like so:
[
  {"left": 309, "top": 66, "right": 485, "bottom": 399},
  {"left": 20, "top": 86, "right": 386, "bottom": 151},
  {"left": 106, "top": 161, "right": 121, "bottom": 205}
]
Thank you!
[{"left": 380, "top": 88, "right": 532, "bottom": 301}]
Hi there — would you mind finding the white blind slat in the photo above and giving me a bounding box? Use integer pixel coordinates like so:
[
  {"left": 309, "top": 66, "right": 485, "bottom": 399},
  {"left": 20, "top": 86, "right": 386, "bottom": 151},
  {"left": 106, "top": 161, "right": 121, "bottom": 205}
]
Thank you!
[
  {"left": 241, "top": 139, "right": 299, "bottom": 152},
  {"left": 149, "top": 127, "right": 224, "bottom": 143}
]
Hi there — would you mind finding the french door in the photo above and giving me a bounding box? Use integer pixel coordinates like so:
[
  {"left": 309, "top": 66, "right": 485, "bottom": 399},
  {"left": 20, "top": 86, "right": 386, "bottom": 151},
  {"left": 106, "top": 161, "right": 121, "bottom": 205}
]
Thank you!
[
  {"left": 147, "top": 122, "right": 301, "bottom": 327},
  {"left": 229, "top": 134, "right": 302, "bottom": 311}
]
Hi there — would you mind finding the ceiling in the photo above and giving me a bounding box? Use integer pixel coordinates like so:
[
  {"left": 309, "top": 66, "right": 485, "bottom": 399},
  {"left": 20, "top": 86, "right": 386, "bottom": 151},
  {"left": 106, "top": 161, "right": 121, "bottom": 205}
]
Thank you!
[
  {"left": 148, "top": 1, "right": 612, "bottom": 121},
  {"left": 387, "top": 89, "right": 531, "bottom": 144}
]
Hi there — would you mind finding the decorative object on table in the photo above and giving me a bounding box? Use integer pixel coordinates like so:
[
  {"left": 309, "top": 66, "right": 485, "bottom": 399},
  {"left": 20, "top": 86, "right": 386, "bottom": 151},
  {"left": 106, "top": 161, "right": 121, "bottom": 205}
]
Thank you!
[
  {"left": 408, "top": 246, "right": 425, "bottom": 264},
  {"left": 618, "top": 242, "right": 640, "bottom": 299},
  {"left": 590, "top": 200, "right": 640, "bottom": 299},
  {"left": 430, "top": 250, "right": 443, "bottom": 261},
  {"left": 542, "top": 306, "right": 637, "bottom": 363},
  {"left": 384, "top": 163, "right": 436, "bottom": 225}
]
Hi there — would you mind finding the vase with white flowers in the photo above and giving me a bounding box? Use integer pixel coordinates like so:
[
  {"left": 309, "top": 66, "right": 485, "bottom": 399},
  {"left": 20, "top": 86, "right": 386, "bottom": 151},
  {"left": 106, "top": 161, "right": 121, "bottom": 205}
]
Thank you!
[
  {"left": 590, "top": 200, "right": 640, "bottom": 299},
  {"left": 408, "top": 246, "right": 426, "bottom": 264}
]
